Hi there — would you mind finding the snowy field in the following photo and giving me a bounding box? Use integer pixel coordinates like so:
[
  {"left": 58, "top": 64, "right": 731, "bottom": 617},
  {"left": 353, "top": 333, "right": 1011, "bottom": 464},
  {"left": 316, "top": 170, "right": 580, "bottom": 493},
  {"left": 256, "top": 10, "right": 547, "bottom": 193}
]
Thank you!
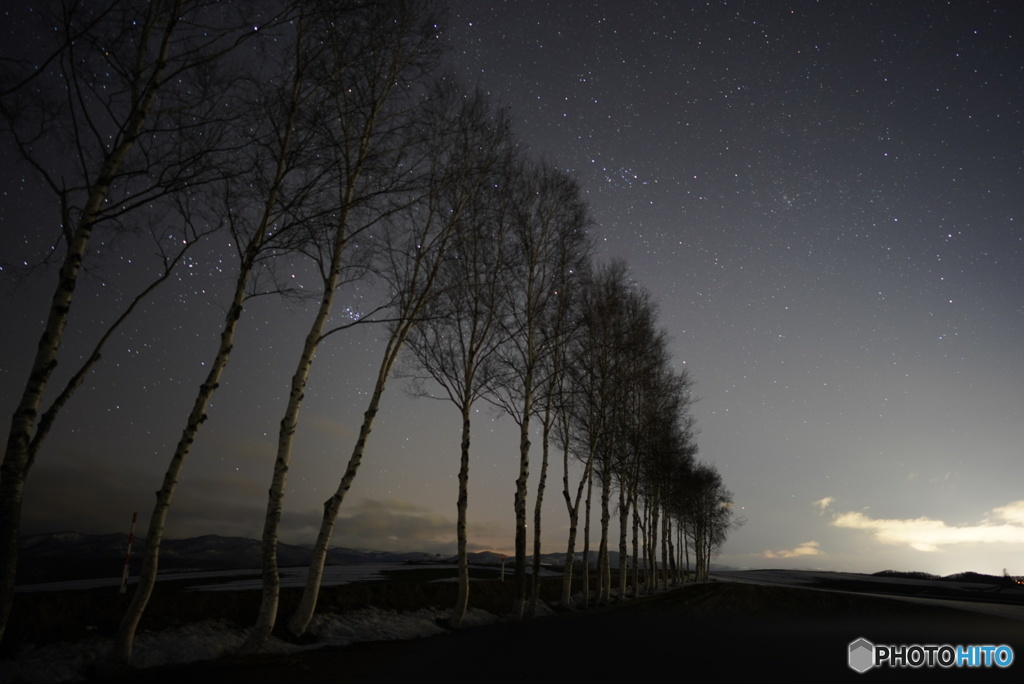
[
  {"left": 16, "top": 562, "right": 561, "bottom": 594},
  {"left": 3, "top": 563, "right": 552, "bottom": 683},
  {"left": 3, "top": 604, "right": 502, "bottom": 683},
  {"left": 17, "top": 562, "right": 454, "bottom": 594},
  {"left": 7, "top": 566, "right": 1022, "bottom": 682}
]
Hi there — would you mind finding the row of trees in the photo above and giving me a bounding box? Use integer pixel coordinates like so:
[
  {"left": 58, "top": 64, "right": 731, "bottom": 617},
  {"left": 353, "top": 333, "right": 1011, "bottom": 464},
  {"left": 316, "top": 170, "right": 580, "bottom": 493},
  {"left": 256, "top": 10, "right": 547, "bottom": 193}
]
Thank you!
[{"left": 0, "top": 0, "right": 739, "bottom": 664}]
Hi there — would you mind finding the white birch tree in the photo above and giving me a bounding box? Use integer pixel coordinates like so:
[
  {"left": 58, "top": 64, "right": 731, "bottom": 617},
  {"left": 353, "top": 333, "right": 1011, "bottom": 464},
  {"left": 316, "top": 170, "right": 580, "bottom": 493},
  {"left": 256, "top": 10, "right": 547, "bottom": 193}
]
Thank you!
[
  {"left": 105, "top": 2, "right": 347, "bottom": 666},
  {"left": 285, "top": 85, "right": 515, "bottom": 638},
  {"left": 240, "top": 0, "right": 446, "bottom": 653},
  {"left": 487, "top": 163, "right": 592, "bottom": 618},
  {"left": 0, "top": 0, "right": 267, "bottom": 645},
  {"left": 400, "top": 145, "right": 520, "bottom": 628}
]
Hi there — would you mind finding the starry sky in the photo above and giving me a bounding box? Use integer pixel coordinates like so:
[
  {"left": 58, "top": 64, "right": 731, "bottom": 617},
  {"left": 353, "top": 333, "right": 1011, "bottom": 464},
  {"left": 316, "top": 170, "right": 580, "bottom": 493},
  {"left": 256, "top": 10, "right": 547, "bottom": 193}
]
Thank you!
[{"left": 2, "top": 0, "right": 1023, "bottom": 577}]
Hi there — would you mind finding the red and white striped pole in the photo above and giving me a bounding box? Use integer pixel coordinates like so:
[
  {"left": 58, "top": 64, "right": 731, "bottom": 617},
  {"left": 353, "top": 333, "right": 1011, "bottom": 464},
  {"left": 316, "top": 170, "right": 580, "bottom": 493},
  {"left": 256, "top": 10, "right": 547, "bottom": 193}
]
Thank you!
[{"left": 119, "top": 512, "right": 137, "bottom": 594}]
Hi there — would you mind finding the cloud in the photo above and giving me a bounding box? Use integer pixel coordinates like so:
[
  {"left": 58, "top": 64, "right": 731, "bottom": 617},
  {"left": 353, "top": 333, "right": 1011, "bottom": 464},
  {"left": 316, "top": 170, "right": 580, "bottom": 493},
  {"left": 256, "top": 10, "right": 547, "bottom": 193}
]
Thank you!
[
  {"left": 19, "top": 441, "right": 502, "bottom": 553},
  {"left": 814, "top": 497, "right": 834, "bottom": 513},
  {"left": 763, "top": 541, "right": 821, "bottom": 559},
  {"left": 991, "top": 501, "right": 1024, "bottom": 526},
  {"left": 328, "top": 497, "right": 501, "bottom": 553},
  {"left": 831, "top": 501, "right": 1024, "bottom": 552}
]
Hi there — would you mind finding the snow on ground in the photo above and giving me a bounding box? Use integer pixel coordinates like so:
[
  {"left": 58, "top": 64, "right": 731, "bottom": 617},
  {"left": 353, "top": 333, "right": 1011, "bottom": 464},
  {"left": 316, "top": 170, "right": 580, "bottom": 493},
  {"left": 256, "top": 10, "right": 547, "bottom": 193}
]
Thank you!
[
  {"left": 14, "top": 562, "right": 561, "bottom": 594},
  {"left": 4, "top": 564, "right": 518, "bottom": 683},
  {"left": 1, "top": 603, "right": 501, "bottom": 683}
]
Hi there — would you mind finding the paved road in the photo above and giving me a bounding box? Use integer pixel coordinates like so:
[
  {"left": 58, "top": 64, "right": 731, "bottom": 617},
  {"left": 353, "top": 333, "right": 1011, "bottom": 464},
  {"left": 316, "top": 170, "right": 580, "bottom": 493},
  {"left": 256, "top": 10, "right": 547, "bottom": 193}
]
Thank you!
[{"left": 714, "top": 569, "right": 1024, "bottom": 622}]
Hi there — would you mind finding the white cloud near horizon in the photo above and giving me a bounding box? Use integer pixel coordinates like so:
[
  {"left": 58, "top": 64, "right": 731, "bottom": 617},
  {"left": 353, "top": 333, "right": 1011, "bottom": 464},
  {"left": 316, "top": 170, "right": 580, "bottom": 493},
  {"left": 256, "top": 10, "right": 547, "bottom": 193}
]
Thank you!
[
  {"left": 831, "top": 500, "right": 1024, "bottom": 552},
  {"left": 762, "top": 541, "right": 821, "bottom": 559},
  {"left": 814, "top": 497, "right": 834, "bottom": 513},
  {"left": 330, "top": 497, "right": 500, "bottom": 553}
]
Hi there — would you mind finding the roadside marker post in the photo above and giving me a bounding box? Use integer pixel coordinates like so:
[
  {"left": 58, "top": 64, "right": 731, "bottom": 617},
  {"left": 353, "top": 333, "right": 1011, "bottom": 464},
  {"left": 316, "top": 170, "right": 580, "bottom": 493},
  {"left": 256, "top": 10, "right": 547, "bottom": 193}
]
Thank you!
[{"left": 119, "top": 512, "right": 137, "bottom": 594}]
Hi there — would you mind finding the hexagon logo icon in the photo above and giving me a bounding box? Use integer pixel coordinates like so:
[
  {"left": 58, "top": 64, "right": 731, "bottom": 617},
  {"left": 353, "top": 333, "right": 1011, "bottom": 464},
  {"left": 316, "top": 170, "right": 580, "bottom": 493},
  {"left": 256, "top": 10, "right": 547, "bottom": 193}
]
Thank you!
[{"left": 849, "top": 638, "right": 875, "bottom": 673}]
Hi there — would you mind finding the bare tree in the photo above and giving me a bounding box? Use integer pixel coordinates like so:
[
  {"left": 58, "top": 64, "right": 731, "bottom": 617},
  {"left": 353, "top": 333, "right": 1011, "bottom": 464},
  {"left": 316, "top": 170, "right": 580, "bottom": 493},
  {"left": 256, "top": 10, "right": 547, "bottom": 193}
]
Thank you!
[
  {"left": 400, "top": 144, "right": 520, "bottom": 628},
  {"left": 479, "top": 162, "right": 593, "bottom": 617},
  {"left": 284, "top": 84, "right": 515, "bottom": 638},
  {"left": 513, "top": 167, "right": 592, "bottom": 617},
  {"left": 240, "top": 0, "right": 447, "bottom": 653},
  {"left": 676, "top": 461, "right": 739, "bottom": 582},
  {"left": 563, "top": 262, "right": 678, "bottom": 604},
  {"left": 613, "top": 290, "right": 665, "bottom": 600},
  {"left": 105, "top": 1, "right": 357, "bottom": 666},
  {"left": 633, "top": 371, "right": 695, "bottom": 593},
  {"left": 579, "top": 263, "right": 636, "bottom": 604},
  {"left": 534, "top": 262, "right": 591, "bottom": 611},
  {"left": 557, "top": 384, "right": 594, "bottom": 607},
  {"left": 0, "top": 0, "right": 267, "bottom": 644},
  {"left": 561, "top": 264, "right": 624, "bottom": 606}
]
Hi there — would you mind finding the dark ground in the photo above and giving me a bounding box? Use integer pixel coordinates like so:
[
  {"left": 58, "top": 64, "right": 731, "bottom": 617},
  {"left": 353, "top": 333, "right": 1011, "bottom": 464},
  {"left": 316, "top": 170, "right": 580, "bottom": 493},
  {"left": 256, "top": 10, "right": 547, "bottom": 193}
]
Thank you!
[
  {"left": 6, "top": 567, "right": 1024, "bottom": 682},
  {"left": 79, "top": 575, "right": 1024, "bottom": 683}
]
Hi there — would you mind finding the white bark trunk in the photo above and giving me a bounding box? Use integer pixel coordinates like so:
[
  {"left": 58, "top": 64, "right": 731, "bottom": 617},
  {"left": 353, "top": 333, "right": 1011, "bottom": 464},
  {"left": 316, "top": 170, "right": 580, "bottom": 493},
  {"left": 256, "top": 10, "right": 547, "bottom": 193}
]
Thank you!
[
  {"left": 6, "top": 0, "right": 186, "bottom": 650},
  {"left": 597, "top": 464, "right": 611, "bottom": 604},
  {"left": 109, "top": 295, "right": 246, "bottom": 665},
  {"left": 560, "top": 443, "right": 591, "bottom": 607},
  {"left": 451, "top": 405, "right": 473, "bottom": 627},
  {"left": 616, "top": 483, "right": 628, "bottom": 600},
  {"left": 286, "top": 349, "right": 393, "bottom": 636},
  {"left": 512, "top": 389, "right": 532, "bottom": 620},
  {"left": 581, "top": 464, "right": 593, "bottom": 609},
  {"left": 528, "top": 413, "right": 551, "bottom": 616},
  {"left": 240, "top": 229, "right": 347, "bottom": 654}
]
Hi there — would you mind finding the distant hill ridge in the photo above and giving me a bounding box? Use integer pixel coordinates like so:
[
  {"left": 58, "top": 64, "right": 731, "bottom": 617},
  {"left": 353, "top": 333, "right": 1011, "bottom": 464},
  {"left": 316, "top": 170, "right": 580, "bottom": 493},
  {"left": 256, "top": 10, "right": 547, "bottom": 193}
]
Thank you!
[
  {"left": 17, "top": 531, "right": 457, "bottom": 584},
  {"left": 17, "top": 531, "right": 608, "bottom": 585}
]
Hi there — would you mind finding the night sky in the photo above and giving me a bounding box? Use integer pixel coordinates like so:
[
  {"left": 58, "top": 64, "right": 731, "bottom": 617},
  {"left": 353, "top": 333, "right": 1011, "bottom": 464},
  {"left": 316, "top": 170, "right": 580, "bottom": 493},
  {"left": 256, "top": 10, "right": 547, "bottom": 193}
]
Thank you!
[{"left": 2, "top": 1, "right": 1023, "bottom": 577}]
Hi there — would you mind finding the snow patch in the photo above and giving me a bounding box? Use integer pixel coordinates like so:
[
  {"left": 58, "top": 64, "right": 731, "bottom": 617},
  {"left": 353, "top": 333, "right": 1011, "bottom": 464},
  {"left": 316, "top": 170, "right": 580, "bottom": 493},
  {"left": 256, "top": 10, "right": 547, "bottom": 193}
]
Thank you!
[{"left": 0, "top": 606, "right": 502, "bottom": 683}]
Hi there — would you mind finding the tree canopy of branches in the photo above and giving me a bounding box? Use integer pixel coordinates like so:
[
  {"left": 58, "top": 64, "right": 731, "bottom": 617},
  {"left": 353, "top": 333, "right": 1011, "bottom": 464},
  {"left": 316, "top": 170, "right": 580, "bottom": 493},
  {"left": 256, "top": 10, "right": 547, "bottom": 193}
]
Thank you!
[
  {"left": 488, "top": 161, "right": 594, "bottom": 618},
  {"left": 2, "top": 0, "right": 742, "bottom": 653},
  {"left": 0, "top": 0, "right": 273, "bottom": 644},
  {"left": 239, "top": 0, "right": 449, "bottom": 654},
  {"left": 285, "top": 82, "right": 517, "bottom": 639},
  {"left": 673, "top": 461, "right": 742, "bottom": 582}
]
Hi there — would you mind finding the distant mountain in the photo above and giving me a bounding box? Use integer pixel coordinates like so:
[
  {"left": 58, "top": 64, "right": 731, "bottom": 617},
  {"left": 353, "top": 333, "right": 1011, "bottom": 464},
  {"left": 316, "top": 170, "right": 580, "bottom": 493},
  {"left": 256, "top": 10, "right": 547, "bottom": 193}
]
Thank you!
[
  {"left": 17, "top": 532, "right": 449, "bottom": 585},
  {"left": 16, "top": 532, "right": 638, "bottom": 585}
]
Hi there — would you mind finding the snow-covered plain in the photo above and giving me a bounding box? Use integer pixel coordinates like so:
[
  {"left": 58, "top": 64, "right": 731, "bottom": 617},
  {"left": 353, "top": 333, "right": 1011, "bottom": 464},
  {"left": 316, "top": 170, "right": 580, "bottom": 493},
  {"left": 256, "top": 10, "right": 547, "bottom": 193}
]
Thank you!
[
  {"left": 3, "top": 564, "right": 520, "bottom": 683},
  {"left": 14, "top": 566, "right": 1021, "bottom": 682}
]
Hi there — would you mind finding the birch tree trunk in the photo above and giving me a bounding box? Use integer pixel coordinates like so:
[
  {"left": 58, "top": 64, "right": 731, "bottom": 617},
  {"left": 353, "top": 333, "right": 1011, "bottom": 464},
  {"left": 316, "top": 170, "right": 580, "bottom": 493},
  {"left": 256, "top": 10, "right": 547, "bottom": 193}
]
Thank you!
[
  {"left": 451, "top": 404, "right": 473, "bottom": 627},
  {"left": 597, "top": 465, "right": 611, "bottom": 605},
  {"left": 581, "top": 464, "right": 593, "bottom": 609},
  {"left": 616, "top": 482, "right": 629, "bottom": 600},
  {"left": 511, "top": 371, "right": 533, "bottom": 620},
  {"left": 109, "top": 13, "right": 316, "bottom": 658},
  {"left": 0, "top": 0, "right": 194, "bottom": 644},
  {"left": 660, "top": 503, "right": 670, "bottom": 590},
  {"left": 528, "top": 411, "right": 551, "bottom": 616},
  {"left": 239, "top": 193, "right": 354, "bottom": 653},
  {"left": 108, "top": 290, "right": 246, "bottom": 665},
  {"left": 286, "top": 326, "right": 409, "bottom": 635},
  {"left": 286, "top": 385, "right": 380, "bottom": 634},
  {"left": 630, "top": 490, "right": 640, "bottom": 596},
  {"left": 559, "top": 444, "right": 592, "bottom": 607}
]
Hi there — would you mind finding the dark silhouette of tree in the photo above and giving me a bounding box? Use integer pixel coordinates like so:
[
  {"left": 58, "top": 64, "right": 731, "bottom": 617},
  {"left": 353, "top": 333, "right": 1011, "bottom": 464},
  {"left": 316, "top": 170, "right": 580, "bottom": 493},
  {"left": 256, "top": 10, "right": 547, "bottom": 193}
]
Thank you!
[
  {"left": 241, "top": 0, "right": 447, "bottom": 653},
  {"left": 675, "top": 461, "right": 740, "bottom": 581},
  {"left": 105, "top": 0, "right": 364, "bottom": 665},
  {"left": 400, "top": 142, "right": 519, "bottom": 626},
  {"left": 486, "top": 162, "right": 593, "bottom": 618},
  {"left": 285, "top": 84, "right": 516, "bottom": 639},
  {"left": 0, "top": 0, "right": 270, "bottom": 646},
  {"left": 562, "top": 262, "right": 636, "bottom": 604}
]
